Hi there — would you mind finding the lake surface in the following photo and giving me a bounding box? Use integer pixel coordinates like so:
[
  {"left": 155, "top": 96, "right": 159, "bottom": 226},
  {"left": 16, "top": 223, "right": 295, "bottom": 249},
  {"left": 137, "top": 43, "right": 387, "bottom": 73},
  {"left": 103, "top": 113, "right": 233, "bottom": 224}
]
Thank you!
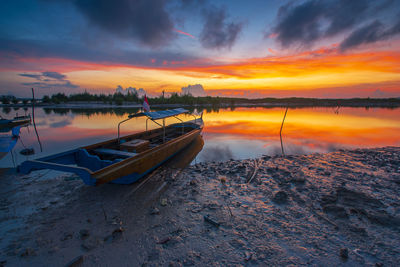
[{"left": 1, "top": 106, "right": 399, "bottom": 168}]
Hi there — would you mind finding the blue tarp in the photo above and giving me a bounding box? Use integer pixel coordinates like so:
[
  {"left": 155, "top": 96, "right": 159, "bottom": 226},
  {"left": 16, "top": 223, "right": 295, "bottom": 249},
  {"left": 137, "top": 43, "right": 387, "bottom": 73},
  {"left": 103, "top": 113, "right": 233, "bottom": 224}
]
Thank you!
[{"left": 143, "top": 108, "right": 189, "bottom": 120}]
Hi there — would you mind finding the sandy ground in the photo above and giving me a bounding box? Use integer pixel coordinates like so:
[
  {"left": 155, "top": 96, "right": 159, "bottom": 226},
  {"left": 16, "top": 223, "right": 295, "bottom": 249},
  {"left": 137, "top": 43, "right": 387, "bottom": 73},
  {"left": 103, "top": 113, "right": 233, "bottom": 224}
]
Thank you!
[{"left": 0, "top": 147, "right": 399, "bottom": 266}]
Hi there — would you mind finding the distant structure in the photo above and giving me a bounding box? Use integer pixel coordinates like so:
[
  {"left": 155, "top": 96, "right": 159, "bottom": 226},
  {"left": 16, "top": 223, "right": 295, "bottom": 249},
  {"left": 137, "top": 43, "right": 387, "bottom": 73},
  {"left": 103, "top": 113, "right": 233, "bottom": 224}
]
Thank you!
[
  {"left": 137, "top": 88, "right": 146, "bottom": 98},
  {"left": 115, "top": 85, "right": 146, "bottom": 97},
  {"left": 181, "top": 84, "right": 206, "bottom": 97}
]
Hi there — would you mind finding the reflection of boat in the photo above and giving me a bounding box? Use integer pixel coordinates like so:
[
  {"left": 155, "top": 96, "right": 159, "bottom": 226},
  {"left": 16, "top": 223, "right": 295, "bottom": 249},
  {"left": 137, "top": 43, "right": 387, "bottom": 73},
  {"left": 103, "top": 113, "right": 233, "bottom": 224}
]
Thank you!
[
  {"left": 19, "top": 108, "right": 203, "bottom": 185},
  {"left": 164, "top": 135, "right": 204, "bottom": 169},
  {"left": 0, "top": 115, "right": 31, "bottom": 132},
  {"left": 0, "top": 126, "right": 21, "bottom": 160}
]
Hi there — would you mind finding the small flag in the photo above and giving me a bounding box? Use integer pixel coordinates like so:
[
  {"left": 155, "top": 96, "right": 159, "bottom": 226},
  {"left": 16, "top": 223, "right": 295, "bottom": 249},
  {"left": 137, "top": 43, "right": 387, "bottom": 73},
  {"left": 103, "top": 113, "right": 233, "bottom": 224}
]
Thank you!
[{"left": 143, "top": 95, "right": 150, "bottom": 112}]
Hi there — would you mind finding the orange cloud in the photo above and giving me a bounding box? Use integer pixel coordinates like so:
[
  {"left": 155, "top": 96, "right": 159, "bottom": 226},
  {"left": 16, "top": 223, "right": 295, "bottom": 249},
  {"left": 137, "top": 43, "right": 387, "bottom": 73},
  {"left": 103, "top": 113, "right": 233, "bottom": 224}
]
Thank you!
[
  {"left": 173, "top": 28, "right": 196, "bottom": 39},
  {"left": 5, "top": 44, "right": 400, "bottom": 97}
]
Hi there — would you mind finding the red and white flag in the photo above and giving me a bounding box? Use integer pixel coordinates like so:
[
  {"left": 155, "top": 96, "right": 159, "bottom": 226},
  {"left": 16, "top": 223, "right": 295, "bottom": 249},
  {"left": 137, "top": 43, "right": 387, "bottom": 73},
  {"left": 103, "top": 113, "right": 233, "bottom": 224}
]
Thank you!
[{"left": 143, "top": 95, "right": 150, "bottom": 112}]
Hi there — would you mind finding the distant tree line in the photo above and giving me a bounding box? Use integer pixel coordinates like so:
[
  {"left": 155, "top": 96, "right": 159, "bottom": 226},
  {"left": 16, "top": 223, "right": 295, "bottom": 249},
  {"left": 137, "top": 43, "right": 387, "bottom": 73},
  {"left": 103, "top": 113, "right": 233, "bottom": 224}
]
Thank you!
[
  {"left": 41, "top": 92, "right": 140, "bottom": 105},
  {"left": 1, "top": 92, "right": 399, "bottom": 107}
]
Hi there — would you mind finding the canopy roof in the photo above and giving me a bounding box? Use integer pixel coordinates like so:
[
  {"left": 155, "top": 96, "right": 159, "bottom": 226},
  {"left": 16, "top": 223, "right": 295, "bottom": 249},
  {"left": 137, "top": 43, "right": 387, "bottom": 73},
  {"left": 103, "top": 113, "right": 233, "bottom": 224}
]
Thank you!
[
  {"left": 144, "top": 108, "right": 189, "bottom": 120},
  {"left": 128, "top": 108, "right": 189, "bottom": 120}
]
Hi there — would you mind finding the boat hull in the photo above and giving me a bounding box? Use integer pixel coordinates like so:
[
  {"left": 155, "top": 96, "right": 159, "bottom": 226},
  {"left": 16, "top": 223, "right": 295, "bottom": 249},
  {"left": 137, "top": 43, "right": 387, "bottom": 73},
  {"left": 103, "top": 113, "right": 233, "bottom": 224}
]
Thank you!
[
  {"left": 19, "top": 119, "right": 203, "bottom": 185},
  {"left": 95, "top": 126, "right": 202, "bottom": 185}
]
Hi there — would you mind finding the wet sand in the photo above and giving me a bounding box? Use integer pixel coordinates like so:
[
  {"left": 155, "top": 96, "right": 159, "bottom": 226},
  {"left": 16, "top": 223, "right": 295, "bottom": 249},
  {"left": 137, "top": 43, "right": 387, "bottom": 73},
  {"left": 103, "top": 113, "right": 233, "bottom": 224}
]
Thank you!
[{"left": 0, "top": 147, "right": 399, "bottom": 266}]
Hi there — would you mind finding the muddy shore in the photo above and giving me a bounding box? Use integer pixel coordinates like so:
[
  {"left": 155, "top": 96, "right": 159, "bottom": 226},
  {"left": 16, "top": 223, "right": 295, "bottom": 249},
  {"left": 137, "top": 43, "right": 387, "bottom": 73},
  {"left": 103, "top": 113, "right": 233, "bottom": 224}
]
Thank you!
[{"left": 0, "top": 147, "right": 399, "bottom": 266}]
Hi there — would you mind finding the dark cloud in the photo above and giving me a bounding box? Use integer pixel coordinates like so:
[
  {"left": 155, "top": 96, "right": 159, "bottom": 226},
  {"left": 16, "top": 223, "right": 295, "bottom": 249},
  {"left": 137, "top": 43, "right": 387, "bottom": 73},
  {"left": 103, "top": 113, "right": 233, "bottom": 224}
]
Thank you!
[
  {"left": 72, "top": 0, "right": 174, "bottom": 47},
  {"left": 324, "top": 0, "right": 369, "bottom": 36},
  {"left": 340, "top": 21, "right": 383, "bottom": 51},
  {"left": 0, "top": 38, "right": 199, "bottom": 69},
  {"left": 19, "top": 71, "right": 80, "bottom": 91},
  {"left": 42, "top": 71, "right": 66, "bottom": 80},
  {"left": 21, "top": 81, "right": 79, "bottom": 89},
  {"left": 19, "top": 71, "right": 67, "bottom": 82},
  {"left": 200, "top": 7, "right": 243, "bottom": 49},
  {"left": 273, "top": 0, "right": 326, "bottom": 47},
  {"left": 178, "top": 0, "right": 207, "bottom": 9},
  {"left": 272, "top": 0, "right": 398, "bottom": 49},
  {"left": 340, "top": 18, "right": 400, "bottom": 51},
  {"left": 18, "top": 73, "right": 43, "bottom": 80}
]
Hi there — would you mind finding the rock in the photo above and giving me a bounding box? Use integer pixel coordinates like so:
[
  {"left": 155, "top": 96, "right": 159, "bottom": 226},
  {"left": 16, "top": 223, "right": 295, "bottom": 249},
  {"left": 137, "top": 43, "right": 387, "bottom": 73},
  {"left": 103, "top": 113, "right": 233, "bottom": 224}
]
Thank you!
[
  {"left": 81, "top": 238, "right": 98, "bottom": 251},
  {"left": 150, "top": 207, "right": 160, "bottom": 215},
  {"left": 244, "top": 251, "right": 252, "bottom": 261},
  {"left": 156, "top": 236, "right": 171, "bottom": 244},
  {"left": 204, "top": 215, "right": 220, "bottom": 227},
  {"left": 340, "top": 248, "right": 349, "bottom": 260},
  {"left": 64, "top": 255, "right": 84, "bottom": 267},
  {"left": 272, "top": 191, "right": 288, "bottom": 204},
  {"left": 160, "top": 198, "right": 168, "bottom": 206},
  {"left": 79, "top": 229, "right": 90, "bottom": 240},
  {"left": 110, "top": 227, "right": 124, "bottom": 241},
  {"left": 60, "top": 232, "right": 73, "bottom": 241}
]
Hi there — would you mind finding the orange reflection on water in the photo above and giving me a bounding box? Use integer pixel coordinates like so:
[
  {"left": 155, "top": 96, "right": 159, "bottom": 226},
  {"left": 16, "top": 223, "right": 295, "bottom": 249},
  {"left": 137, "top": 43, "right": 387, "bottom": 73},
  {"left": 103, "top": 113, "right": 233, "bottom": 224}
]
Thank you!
[{"left": 203, "top": 107, "right": 400, "bottom": 149}]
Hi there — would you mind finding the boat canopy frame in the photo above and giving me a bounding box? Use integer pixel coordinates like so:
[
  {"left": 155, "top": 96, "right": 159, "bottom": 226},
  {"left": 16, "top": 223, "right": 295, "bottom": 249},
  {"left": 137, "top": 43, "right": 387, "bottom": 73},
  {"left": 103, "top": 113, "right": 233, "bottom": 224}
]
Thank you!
[{"left": 117, "top": 108, "right": 193, "bottom": 144}]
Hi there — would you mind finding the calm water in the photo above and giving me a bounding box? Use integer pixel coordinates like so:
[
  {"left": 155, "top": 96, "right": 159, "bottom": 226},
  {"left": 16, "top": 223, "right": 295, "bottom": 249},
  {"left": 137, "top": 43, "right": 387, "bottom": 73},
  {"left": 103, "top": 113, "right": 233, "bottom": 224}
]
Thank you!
[{"left": 1, "top": 106, "right": 399, "bottom": 168}]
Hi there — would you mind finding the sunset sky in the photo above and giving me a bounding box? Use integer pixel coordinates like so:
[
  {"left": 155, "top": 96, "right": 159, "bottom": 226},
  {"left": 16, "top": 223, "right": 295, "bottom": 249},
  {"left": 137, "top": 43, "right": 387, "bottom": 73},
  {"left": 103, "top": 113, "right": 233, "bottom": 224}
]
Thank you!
[{"left": 1, "top": 0, "right": 400, "bottom": 98}]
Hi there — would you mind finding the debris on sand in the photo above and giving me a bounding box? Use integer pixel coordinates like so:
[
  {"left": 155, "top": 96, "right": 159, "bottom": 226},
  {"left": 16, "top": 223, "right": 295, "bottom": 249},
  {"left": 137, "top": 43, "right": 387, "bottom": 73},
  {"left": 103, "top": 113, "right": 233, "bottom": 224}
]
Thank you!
[{"left": 1, "top": 147, "right": 399, "bottom": 266}]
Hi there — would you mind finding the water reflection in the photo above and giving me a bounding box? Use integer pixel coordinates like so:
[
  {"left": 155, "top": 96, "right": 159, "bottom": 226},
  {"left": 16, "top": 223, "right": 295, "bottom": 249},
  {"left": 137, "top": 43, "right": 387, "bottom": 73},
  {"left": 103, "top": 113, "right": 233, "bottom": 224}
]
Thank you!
[
  {"left": 200, "top": 145, "right": 233, "bottom": 162},
  {"left": 0, "top": 106, "right": 399, "bottom": 168},
  {"left": 165, "top": 135, "right": 204, "bottom": 168}
]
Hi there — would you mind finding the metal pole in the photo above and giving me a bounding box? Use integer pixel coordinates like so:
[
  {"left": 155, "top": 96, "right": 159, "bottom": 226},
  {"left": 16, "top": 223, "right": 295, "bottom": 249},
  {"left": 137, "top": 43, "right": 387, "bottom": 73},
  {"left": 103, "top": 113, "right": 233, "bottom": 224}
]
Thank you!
[
  {"left": 280, "top": 107, "right": 288, "bottom": 156},
  {"left": 117, "top": 117, "right": 133, "bottom": 144},
  {"left": 31, "top": 88, "right": 43, "bottom": 152},
  {"left": 163, "top": 119, "right": 165, "bottom": 143}
]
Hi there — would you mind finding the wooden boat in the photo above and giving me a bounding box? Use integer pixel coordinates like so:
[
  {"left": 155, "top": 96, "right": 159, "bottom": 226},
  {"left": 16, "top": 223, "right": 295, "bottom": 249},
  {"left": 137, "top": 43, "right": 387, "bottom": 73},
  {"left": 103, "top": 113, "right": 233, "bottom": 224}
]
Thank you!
[
  {"left": 18, "top": 108, "right": 203, "bottom": 185},
  {"left": 0, "top": 115, "right": 31, "bottom": 132}
]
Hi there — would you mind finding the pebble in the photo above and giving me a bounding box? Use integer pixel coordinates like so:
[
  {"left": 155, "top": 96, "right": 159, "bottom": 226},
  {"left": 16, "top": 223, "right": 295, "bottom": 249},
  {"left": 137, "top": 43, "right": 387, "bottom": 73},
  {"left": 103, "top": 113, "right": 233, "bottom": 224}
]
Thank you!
[
  {"left": 79, "top": 229, "right": 90, "bottom": 240},
  {"left": 150, "top": 207, "right": 160, "bottom": 215},
  {"left": 160, "top": 198, "right": 168, "bottom": 206},
  {"left": 244, "top": 251, "right": 252, "bottom": 261}
]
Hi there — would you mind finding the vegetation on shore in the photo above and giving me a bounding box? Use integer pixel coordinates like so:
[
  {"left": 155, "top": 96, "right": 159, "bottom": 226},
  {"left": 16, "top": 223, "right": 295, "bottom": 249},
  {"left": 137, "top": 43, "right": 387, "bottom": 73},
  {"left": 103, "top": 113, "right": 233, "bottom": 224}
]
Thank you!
[{"left": 1, "top": 92, "right": 400, "bottom": 108}]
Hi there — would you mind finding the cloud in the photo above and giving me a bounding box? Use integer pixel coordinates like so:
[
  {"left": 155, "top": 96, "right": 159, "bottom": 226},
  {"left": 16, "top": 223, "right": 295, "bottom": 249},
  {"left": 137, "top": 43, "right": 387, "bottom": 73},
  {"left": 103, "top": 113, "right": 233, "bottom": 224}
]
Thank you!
[
  {"left": 42, "top": 71, "right": 66, "bottom": 80},
  {"left": 18, "top": 71, "right": 80, "bottom": 91},
  {"left": 340, "top": 18, "right": 400, "bottom": 51},
  {"left": 0, "top": 38, "right": 199, "bottom": 71},
  {"left": 340, "top": 21, "right": 383, "bottom": 51},
  {"left": 272, "top": 0, "right": 397, "bottom": 49},
  {"left": 72, "top": 0, "right": 174, "bottom": 47},
  {"left": 181, "top": 84, "right": 206, "bottom": 97},
  {"left": 200, "top": 6, "right": 243, "bottom": 49}
]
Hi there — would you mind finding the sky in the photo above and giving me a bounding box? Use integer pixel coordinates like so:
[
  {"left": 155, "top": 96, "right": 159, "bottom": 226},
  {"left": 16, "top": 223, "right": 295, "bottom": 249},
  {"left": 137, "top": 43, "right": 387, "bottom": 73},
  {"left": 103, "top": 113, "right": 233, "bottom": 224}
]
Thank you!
[{"left": 0, "top": 0, "right": 400, "bottom": 98}]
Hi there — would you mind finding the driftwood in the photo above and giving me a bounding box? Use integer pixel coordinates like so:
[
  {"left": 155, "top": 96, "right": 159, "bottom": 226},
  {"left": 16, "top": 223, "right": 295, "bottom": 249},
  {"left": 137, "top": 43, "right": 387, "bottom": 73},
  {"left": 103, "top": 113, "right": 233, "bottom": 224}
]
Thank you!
[{"left": 247, "top": 159, "right": 259, "bottom": 183}]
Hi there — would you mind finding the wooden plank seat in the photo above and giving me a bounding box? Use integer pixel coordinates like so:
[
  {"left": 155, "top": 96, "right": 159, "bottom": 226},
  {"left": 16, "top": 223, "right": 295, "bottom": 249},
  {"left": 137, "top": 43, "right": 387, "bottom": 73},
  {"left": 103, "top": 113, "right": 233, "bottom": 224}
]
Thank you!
[
  {"left": 93, "top": 148, "right": 138, "bottom": 158},
  {"left": 120, "top": 139, "right": 150, "bottom": 152}
]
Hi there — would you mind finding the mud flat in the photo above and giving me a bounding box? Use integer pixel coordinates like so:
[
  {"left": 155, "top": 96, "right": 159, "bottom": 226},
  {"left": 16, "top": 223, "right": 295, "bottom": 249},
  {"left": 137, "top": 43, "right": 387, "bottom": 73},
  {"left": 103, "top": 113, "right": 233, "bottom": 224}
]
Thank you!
[{"left": 0, "top": 147, "right": 399, "bottom": 266}]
